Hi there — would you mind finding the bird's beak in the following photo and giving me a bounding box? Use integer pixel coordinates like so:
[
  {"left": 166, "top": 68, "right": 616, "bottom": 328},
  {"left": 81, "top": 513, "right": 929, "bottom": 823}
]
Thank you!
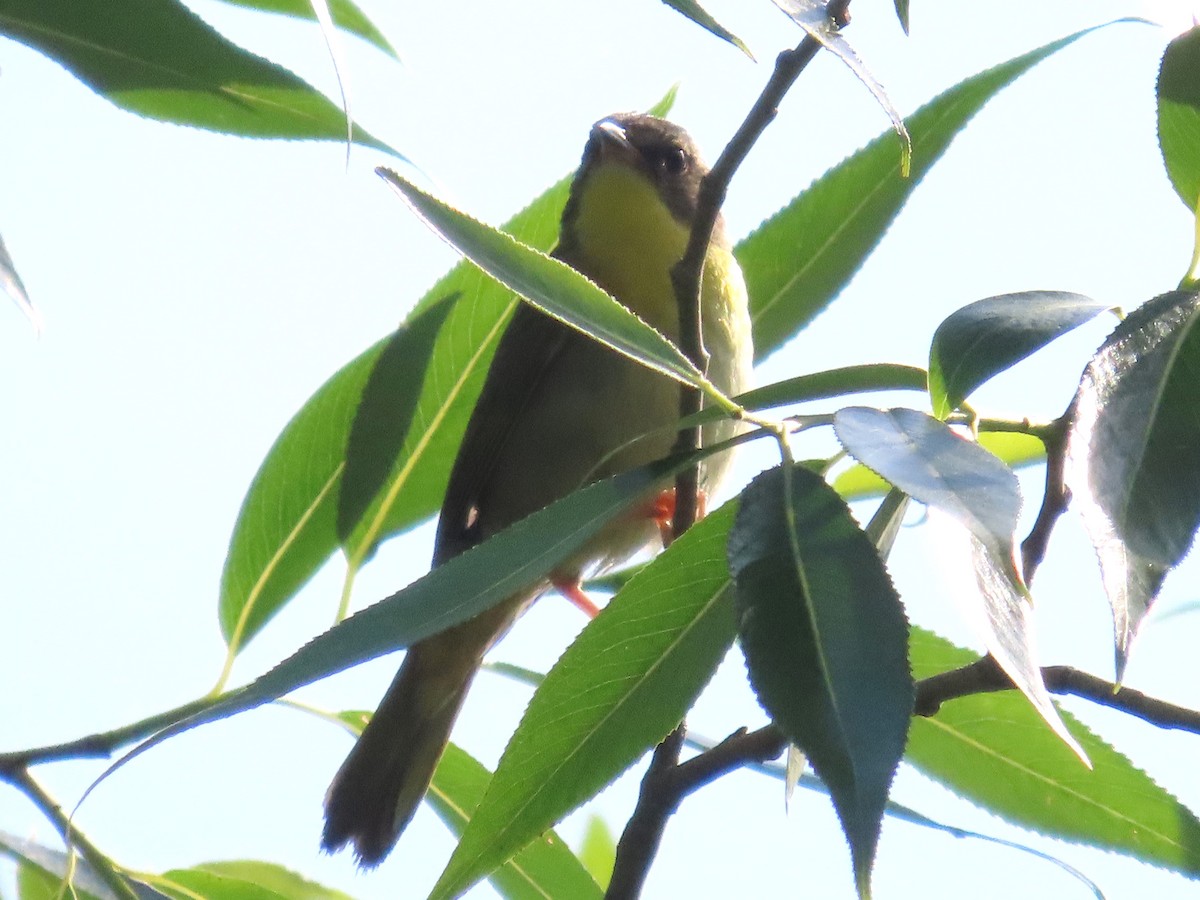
[{"left": 592, "top": 119, "right": 638, "bottom": 165}]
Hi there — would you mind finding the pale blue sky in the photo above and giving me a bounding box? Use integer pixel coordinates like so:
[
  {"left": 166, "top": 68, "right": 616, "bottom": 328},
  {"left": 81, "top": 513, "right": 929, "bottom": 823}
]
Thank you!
[{"left": 3, "top": 1, "right": 1199, "bottom": 898}]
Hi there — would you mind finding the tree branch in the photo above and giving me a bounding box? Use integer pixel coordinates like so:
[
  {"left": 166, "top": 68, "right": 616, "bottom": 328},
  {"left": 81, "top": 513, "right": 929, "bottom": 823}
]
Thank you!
[
  {"left": 1019, "top": 414, "right": 1071, "bottom": 584},
  {"left": 606, "top": 652, "right": 1200, "bottom": 897}
]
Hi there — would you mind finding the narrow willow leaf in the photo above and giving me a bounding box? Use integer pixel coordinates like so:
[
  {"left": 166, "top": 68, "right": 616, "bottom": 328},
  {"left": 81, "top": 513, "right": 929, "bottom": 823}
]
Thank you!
[
  {"left": 729, "top": 465, "right": 912, "bottom": 897},
  {"left": 893, "top": 0, "right": 910, "bottom": 34},
  {"left": 1157, "top": 25, "right": 1200, "bottom": 211},
  {"left": 1065, "top": 290, "right": 1200, "bottom": 676},
  {"left": 774, "top": 0, "right": 912, "bottom": 177},
  {"left": 336, "top": 296, "right": 455, "bottom": 545},
  {"left": 833, "top": 430, "right": 1045, "bottom": 501},
  {"left": 740, "top": 25, "right": 1110, "bottom": 360},
  {"left": 219, "top": 177, "right": 571, "bottom": 652},
  {"left": 154, "top": 862, "right": 352, "bottom": 899},
  {"left": 0, "top": 0, "right": 399, "bottom": 154},
  {"left": 377, "top": 169, "right": 722, "bottom": 400},
  {"left": 426, "top": 745, "right": 603, "bottom": 900},
  {"left": 577, "top": 817, "right": 616, "bottom": 890},
  {"left": 17, "top": 863, "right": 105, "bottom": 900},
  {"left": 0, "top": 232, "right": 40, "bottom": 334},
  {"left": 13, "top": 857, "right": 108, "bottom": 900},
  {"left": 213, "top": 0, "right": 399, "bottom": 58},
  {"left": 128, "top": 453, "right": 714, "bottom": 768},
  {"left": 432, "top": 502, "right": 739, "bottom": 899},
  {"left": 908, "top": 626, "right": 1200, "bottom": 878},
  {"left": 659, "top": 0, "right": 752, "bottom": 57},
  {"left": 928, "top": 291, "right": 1112, "bottom": 418},
  {"left": 733, "top": 363, "right": 927, "bottom": 412},
  {"left": 218, "top": 331, "right": 384, "bottom": 648}
]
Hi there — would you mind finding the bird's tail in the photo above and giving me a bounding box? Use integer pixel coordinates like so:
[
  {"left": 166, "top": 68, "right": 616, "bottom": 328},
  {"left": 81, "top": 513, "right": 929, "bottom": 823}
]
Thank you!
[{"left": 321, "top": 630, "right": 481, "bottom": 867}]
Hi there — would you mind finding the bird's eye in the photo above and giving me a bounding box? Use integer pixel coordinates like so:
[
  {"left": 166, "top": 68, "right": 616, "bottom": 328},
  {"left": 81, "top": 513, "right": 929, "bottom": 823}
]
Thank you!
[{"left": 657, "top": 146, "right": 688, "bottom": 175}]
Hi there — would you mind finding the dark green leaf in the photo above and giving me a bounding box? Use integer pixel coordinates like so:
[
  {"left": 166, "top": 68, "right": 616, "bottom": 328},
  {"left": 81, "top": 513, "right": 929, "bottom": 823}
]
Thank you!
[
  {"left": 894, "top": 0, "right": 910, "bottom": 34},
  {"left": 908, "top": 627, "right": 1200, "bottom": 878},
  {"left": 740, "top": 25, "right": 1109, "bottom": 361},
  {"left": 433, "top": 502, "right": 739, "bottom": 899},
  {"left": 734, "top": 363, "right": 927, "bottom": 412},
  {"left": 1157, "top": 25, "right": 1200, "bottom": 211},
  {"left": 658, "top": 0, "right": 752, "bottom": 57},
  {"left": 0, "top": 0, "right": 399, "bottom": 153},
  {"left": 729, "top": 464, "right": 912, "bottom": 897},
  {"left": 213, "top": 0, "right": 398, "bottom": 58},
  {"left": 336, "top": 295, "right": 455, "bottom": 546},
  {"left": 1065, "top": 290, "right": 1200, "bottom": 675},
  {"left": 427, "top": 744, "right": 603, "bottom": 900},
  {"left": 376, "top": 169, "right": 716, "bottom": 398},
  {"left": 928, "top": 291, "right": 1112, "bottom": 418}
]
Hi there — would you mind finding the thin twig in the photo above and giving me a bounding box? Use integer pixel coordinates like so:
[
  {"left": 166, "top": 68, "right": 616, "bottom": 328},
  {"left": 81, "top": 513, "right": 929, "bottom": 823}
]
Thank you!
[
  {"left": 606, "top": 725, "right": 687, "bottom": 899},
  {"left": 0, "top": 696, "right": 214, "bottom": 773},
  {"left": 11, "top": 768, "right": 142, "bottom": 900},
  {"left": 617, "top": 6, "right": 853, "bottom": 894}
]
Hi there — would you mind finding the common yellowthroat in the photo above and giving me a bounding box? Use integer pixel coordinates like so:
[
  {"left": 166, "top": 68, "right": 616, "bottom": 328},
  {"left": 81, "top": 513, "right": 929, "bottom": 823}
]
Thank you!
[{"left": 322, "top": 112, "right": 753, "bottom": 865}]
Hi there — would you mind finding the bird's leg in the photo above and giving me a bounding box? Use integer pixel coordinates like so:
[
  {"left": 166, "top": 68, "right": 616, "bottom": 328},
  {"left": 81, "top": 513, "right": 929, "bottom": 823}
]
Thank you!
[{"left": 553, "top": 579, "right": 602, "bottom": 618}]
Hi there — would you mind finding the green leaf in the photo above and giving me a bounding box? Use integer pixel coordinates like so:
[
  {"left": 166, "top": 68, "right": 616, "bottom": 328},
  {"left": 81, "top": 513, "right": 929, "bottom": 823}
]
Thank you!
[
  {"left": 219, "top": 177, "right": 572, "bottom": 652},
  {"left": 908, "top": 626, "right": 1200, "bottom": 877},
  {"left": 729, "top": 464, "right": 912, "bottom": 898},
  {"left": 1065, "top": 290, "right": 1200, "bottom": 675},
  {"left": 0, "top": 0, "right": 399, "bottom": 154},
  {"left": 376, "top": 169, "right": 722, "bottom": 401},
  {"left": 739, "top": 25, "right": 1109, "bottom": 361},
  {"left": 928, "top": 291, "right": 1112, "bottom": 418},
  {"left": 894, "top": 0, "right": 910, "bottom": 34},
  {"left": 16, "top": 862, "right": 105, "bottom": 900},
  {"left": 833, "top": 430, "right": 1045, "bottom": 500},
  {"left": 213, "top": 0, "right": 399, "bottom": 58},
  {"left": 432, "top": 502, "right": 739, "bottom": 899},
  {"left": 133, "top": 452, "right": 718, "bottom": 764},
  {"left": 734, "top": 363, "right": 927, "bottom": 413},
  {"left": 577, "top": 817, "right": 617, "bottom": 890},
  {"left": 659, "top": 0, "right": 752, "bottom": 58},
  {"left": 157, "top": 862, "right": 352, "bottom": 899},
  {"left": 834, "top": 407, "right": 1085, "bottom": 761},
  {"left": 336, "top": 296, "right": 455, "bottom": 545},
  {"left": 427, "top": 744, "right": 603, "bottom": 900},
  {"left": 1157, "top": 25, "right": 1200, "bottom": 211}
]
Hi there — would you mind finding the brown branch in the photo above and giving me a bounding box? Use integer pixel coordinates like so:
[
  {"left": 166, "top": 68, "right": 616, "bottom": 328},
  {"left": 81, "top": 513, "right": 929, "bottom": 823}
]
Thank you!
[
  {"left": 605, "top": 653, "right": 1200, "bottom": 897},
  {"left": 1019, "top": 414, "right": 1071, "bottom": 584},
  {"left": 915, "top": 655, "right": 1200, "bottom": 731},
  {"left": 606, "top": 724, "right": 687, "bottom": 899}
]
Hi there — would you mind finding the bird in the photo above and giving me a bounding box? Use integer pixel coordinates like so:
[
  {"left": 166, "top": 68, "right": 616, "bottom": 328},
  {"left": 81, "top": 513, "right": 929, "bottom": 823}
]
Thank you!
[{"left": 322, "top": 112, "right": 754, "bottom": 866}]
